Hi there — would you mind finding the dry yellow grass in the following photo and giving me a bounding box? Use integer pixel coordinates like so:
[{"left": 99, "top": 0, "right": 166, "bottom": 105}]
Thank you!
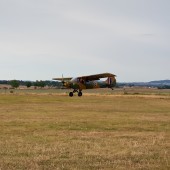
[{"left": 0, "top": 91, "right": 170, "bottom": 169}]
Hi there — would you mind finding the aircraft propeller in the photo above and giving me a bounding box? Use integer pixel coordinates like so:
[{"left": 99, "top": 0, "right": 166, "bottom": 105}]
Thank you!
[
  {"left": 61, "top": 74, "right": 65, "bottom": 85},
  {"left": 61, "top": 74, "right": 71, "bottom": 88}
]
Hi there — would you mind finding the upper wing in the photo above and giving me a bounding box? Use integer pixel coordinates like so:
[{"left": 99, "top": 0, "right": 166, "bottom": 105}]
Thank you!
[
  {"left": 77, "top": 73, "right": 116, "bottom": 81},
  {"left": 52, "top": 77, "right": 72, "bottom": 81}
]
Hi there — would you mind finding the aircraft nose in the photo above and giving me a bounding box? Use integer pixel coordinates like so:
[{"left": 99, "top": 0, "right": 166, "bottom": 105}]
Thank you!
[{"left": 64, "top": 82, "right": 71, "bottom": 88}]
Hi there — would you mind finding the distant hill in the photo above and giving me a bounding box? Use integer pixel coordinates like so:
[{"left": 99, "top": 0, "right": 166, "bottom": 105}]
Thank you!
[
  {"left": 149, "top": 80, "right": 170, "bottom": 84},
  {"left": 118, "top": 80, "right": 170, "bottom": 88},
  {"left": 147, "top": 80, "right": 170, "bottom": 89}
]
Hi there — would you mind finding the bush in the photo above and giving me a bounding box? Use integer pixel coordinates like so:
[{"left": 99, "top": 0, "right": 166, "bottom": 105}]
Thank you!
[{"left": 9, "top": 80, "right": 20, "bottom": 89}]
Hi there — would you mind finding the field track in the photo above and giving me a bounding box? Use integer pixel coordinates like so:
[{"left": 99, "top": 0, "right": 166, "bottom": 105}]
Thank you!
[{"left": 0, "top": 90, "right": 170, "bottom": 169}]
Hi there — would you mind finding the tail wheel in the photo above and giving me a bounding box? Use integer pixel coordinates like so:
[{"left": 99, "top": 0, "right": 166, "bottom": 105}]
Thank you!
[
  {"left": 69, "top": 92, "right": 73, "bottom": 97},
  {"left": 78, "top": 91, "right": 82, "bottom": 97}
]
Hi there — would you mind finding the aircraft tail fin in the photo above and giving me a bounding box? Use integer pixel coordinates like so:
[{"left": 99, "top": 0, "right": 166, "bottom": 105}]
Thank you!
[{"left": 106, "top": 77, "right": 116, "bottom": 87}]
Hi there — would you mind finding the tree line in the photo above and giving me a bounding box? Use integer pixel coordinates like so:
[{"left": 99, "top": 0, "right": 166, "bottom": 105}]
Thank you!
[{"left": 0, "top": 80, "right": 62, "bottom": 88}]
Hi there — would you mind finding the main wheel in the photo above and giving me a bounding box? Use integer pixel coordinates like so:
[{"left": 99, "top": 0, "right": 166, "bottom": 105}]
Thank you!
[
  {"left": 69, "top": 92, "right": 73, "bottom": 97},
  {"left": 78, "top": 91, "right": 82, "bottom": 97}
]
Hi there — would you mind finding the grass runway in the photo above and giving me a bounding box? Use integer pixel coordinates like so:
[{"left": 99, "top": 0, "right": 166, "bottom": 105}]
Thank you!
[{"left": 0, "top": 90, "right": 170, "bottom": 169}]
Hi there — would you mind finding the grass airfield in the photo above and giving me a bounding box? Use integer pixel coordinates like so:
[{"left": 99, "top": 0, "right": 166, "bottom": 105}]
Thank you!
[{"left": 0, "top": 88, "right": 170, "bottom": 169}]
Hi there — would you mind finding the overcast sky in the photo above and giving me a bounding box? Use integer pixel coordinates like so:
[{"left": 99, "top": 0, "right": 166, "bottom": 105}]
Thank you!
[{"left": 0, "top": 0, "right": 170, "bottom": 82}]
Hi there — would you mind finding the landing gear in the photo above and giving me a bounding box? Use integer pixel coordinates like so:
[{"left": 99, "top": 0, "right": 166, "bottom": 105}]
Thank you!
[
  {"left": 69, "top": 92, "right": 73, "bottom": 97},
  {"left": 78, "top": 91, "right": 82, "bottom": 97},
  {"left": 69, "top": 90, "right": 83, "bottom": 97}
]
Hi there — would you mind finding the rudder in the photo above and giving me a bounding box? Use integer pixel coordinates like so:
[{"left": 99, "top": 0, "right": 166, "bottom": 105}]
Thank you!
[{"left": 106, "top": 77, "right": 116, "bottom": 87}]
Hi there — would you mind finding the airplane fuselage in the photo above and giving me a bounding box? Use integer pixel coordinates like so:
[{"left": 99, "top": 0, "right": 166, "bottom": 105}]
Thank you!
[{"left": 65, "top": 77, "right": 116, "bottom": 90}]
